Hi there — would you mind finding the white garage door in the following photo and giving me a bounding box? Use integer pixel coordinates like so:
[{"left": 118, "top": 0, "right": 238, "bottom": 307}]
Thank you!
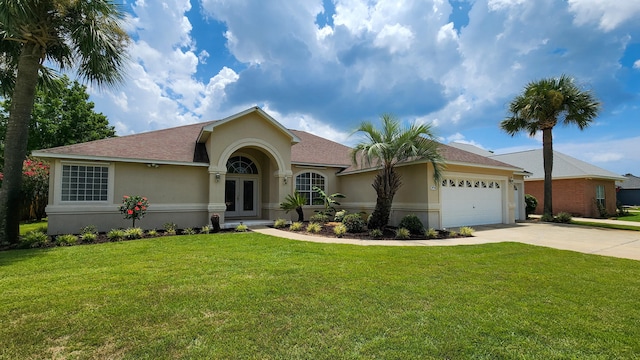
[{"left": 441, "top": 178, "right": 503, "bottom": 228}]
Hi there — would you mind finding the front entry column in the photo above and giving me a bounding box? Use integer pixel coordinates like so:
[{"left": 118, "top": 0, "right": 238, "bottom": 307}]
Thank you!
[
  {"left": 208, "top": 167, "right": 227, "bottom": 224},
  {"left": 272, "top": 169, "right": 293, "bottom": 220}
]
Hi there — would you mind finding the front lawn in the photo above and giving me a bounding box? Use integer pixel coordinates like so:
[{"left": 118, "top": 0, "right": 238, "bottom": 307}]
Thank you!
[
  {"left": 18, "top": 219, "right": 48, "bottom": 235},
  {"left": 615, "top": 212, "right": 640, "bottom": 222},
  {"left": 1, "top": 234, "right": 639, "bottom": 359}
]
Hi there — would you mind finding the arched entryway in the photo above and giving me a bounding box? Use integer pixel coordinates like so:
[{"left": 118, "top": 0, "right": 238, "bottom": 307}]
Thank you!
[{"left": 224, "top": 155, "right": 259, "bottom": 217}]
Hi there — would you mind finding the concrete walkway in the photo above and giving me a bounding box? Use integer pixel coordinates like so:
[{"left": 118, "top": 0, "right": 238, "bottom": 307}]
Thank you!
[{"left": 253, "top": 221, "right": 640, "bottom": 261}]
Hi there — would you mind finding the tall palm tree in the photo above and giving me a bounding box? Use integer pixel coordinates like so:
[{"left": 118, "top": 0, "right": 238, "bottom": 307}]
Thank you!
[
  {"left": 0, "top": 0, "right": 130, "bottom": 243},
  {"left": 501, "top": 75, "right": 600, "bottom": 218},
  {"left": 351, "top": 114, "right": 443, "bottom": 230}
]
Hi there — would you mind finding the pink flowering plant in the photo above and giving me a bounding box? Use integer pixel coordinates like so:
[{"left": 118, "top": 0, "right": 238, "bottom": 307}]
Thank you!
[
  {"left": 118, "top": 195, "right": 149, "bottom": 227},
  {"left": 0, "top": 157, "right": 50, "bottom": 221}
]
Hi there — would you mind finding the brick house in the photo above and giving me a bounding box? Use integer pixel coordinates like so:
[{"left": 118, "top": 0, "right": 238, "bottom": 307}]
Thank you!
[{"left": 490, "top": 150, "right": 625, "bottom": 217}]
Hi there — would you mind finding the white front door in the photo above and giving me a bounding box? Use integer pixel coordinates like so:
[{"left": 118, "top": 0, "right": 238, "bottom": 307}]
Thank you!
[{"left": 225, "top": 177, "right": 258, "bottom": 217}]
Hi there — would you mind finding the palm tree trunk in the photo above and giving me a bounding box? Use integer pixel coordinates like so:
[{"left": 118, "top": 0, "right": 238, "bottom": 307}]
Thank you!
[
  {"left": 542, "top": 127, "right": 554, "bottom": 217},
  {"left": 368, "top": 167, "right": 401, "bottom": 230},
  {"left": 0, "top": 42, "right": 41, "bottom": 244},
  {"left": 295, "top": 206, "right": 304, "bottom": 222}
]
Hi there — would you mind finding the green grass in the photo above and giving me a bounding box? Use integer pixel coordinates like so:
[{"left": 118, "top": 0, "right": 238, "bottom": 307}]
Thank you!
[
  {"left": 1, "top": 234, "right": 639, "bottom": 359},
  {"left": 615, "top": 212, "right": 640, "bottom": 222},
  {"left": 571, "top": 220, "right": 640, "bottom": 231},
  {"left": 18, "top": 219, "right": 48, "bottom": 235}
]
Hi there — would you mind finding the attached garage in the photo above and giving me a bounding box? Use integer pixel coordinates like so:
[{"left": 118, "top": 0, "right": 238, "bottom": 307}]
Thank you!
[{"left": 440, "top": 176, "right": 505, "bottom": 227}]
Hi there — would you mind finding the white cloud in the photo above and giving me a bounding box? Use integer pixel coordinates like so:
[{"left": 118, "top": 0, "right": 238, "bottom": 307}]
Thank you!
[
  {"left": 568, "top": 0, "right": 640, "bottom": 31},
  {"left": 634, "top": 60, "right": 640, "bottom": 69},
  {"left": 374, "top": 23, "right": 414, "bottom": 53}
]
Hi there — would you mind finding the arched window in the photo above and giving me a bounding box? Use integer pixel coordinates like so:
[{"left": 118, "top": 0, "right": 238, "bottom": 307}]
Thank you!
[
  {"left": 295, "top": 172, "right": 326, "bottom": 205},
  {"left": 226, "top": 156, "right": 258, "bottom": 174}
]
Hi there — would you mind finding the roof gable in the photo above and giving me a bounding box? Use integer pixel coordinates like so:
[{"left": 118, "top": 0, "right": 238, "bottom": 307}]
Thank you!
[{"left": 198, "top": 106, "right": 300, "bottom": 144}]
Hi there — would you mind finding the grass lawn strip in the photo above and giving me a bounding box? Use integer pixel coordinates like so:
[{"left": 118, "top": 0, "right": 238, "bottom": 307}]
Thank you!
[
  {"left": 1, "top": 234, "right": 639, "bottom": 359},
  {"left": 571, "top": 220, "right": 640, "bottom": 231}
]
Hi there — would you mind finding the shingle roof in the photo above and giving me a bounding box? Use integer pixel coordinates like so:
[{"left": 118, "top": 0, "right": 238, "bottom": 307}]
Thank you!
[
  {"left": 33, "top": 112, "right": 521, "bottom": 173},
  {"left": 617, "top": 174, "right": 640, "bottom": 189},
  {"left": 290, "top": 130, "right": 352, "bottom": 167},
  {"left": 447, "top": 142, "right": 495, "bottom": 157},
  {"left": 490, "top": 149, "right": 625, "bottom": 181},
  {"left": 34, "top": 121, "right": 217, "bottom": 164}
]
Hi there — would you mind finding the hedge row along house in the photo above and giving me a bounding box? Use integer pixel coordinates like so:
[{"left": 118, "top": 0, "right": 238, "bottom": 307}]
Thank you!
[{"left": 33, "top": 107, "right": 528, "bottom": 234}]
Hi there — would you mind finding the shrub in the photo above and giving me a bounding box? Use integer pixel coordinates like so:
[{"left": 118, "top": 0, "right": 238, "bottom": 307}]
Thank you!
[
  {"left": 107, "top": 229, "right": 125, "bottom": 242},
  {"left": 369, "top": 228, "right": 383, "bottom": 239},
  {"left": 448, "top": 230, "right": 458, "bottom": 237},
  {"left": 21, "top": 231, "right": 48, "bottom": 248},
  {"left": 124, "top": 227, "right": 144, "bottom": 240},
  {"left": 56, "top": 234, "right": 78, "bottom": 246},
  {"left": 290, "top": 222, "right": 304, "bottom": 231},
  {"left": 235, "top": 224, "right": 248, "bottom": 232},
  {"left": 200, "top": 225, "right": 211, "bottom": 234},
  {"left": 334, "top": 210, "right": 348, "bottom": 222},
  {"left": 119, "top": 195, "right": 150, "bottom": 228},
  {"left": 342, "top": 213, "right": 365, "bottom": 233},
  {"left": 333, "top": 223, "right": 347, "bottom": 237},
  {"left": 310, "top": 213, "right": 330, "bottom": 223},
  {"left": 80, "top": 225, "right": 98, "bottom": 235},
  {"left": 273, "top": 218, "right": 288, "bottom": 229},
  {"left": 395, "top": 228, "right": 411, "bottom": 240},
  {"left": 183, "top": 227, "right": 196, "bottom": 235},
  {"left": 556, "top": 212, "right": 572, "bottom": 223},
  {"left": 163, "top": 222, "right": 177, "bottom": 235},
  {"left": 306, "top": 222, "right": 322, "bottom": 233},
  {"left": 458, "top": 226, "right": 475, "bottom": 236},
  {"left": 147, "top": 229, "right": 158, "bottom": 237},
  {"left": 541, "top": 213, "right": 555, "bottom": 222},
  {"left": 525, "top": 194, "right": 538, "bottom": 217},
  {"left": 81, "top": 232, "right": 98, "bottom": 242},
  {"left": 398, "top": 214, "right": 424, "bottom": 235},
  {"left": 425, "top": 228, "right": 438, "bottom": 239},
  {"left": 594, "top": 199, "right": 608, "bottom": 218}
]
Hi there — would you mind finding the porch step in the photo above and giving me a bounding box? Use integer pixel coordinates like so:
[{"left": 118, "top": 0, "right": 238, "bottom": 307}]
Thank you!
[{"left": 222, "top": 219, "right": 275, "bottom": 230}]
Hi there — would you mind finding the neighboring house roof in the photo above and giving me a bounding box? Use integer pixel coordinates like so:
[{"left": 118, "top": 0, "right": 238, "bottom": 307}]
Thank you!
[
  {"left": 617, "top": 174, "right": 640, "bottom": 189},
  {"left": 448, "top": 142, "right": 495, "bottom": 157},
  {"left": 490, "top": 149, "right": 625, "bottom": 181}
]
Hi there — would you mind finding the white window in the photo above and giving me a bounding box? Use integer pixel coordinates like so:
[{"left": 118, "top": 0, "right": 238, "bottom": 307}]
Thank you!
[
  {"left": 61, "top": 164, "right": 109, "bottom": 202},
  {"left": 596, "top": 185, "right": 605, "bottom": 207},
  {"left": 295, "top": 172, "right": 326, "bottom": 205}
]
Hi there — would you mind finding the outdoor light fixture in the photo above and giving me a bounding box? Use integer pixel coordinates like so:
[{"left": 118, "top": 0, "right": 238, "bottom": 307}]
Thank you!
[
  {"left": 283, "top": 177, "right": 288, "bottom": 185},
  {"left": 215, "top": 173, "right": 221, "bottom": 182},
  {"left": 146, "top": 163, "right": 159, "bottom": 168},
  {"left": 509, "top": 177, "right": 514, "bottom": 184}
]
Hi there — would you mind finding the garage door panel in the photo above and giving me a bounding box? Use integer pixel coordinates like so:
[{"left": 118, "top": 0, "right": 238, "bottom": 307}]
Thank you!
[{"left": 441, "top": 178, "right": 503, "bottom": 228}]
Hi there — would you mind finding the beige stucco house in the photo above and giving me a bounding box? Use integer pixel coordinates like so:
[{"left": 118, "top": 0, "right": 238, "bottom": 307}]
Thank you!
[{"left": 33, "top": 107, "right": 527, "bottom": 235}]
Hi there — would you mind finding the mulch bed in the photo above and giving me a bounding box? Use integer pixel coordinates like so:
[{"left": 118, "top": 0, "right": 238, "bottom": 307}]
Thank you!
[{"left": 273, "top": 222, "right": 472, "bottom": 241}]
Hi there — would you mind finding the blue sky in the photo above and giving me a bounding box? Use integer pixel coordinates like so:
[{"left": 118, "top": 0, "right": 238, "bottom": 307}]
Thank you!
[{"left": 87, "top": 0, "right": 640, "bottom": 175}]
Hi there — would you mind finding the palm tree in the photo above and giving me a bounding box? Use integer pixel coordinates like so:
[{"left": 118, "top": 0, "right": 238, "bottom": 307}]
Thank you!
[
  {"left": 501, "top": 75, "right": 600, "bottom": 218},
  {"left": 0, "top": 0, "right": 130, "bottom": 243},
  {"left": 351, "top": 114, "right": 443, "bottom": 230}
]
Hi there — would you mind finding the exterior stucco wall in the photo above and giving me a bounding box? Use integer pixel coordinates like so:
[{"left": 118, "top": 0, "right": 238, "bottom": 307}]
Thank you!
[
  {"left": 46, "top": 160, "right": 210, "bottom": 234},
  {"left": 525, "top": 178, "right": 618, "bottom": 217}
]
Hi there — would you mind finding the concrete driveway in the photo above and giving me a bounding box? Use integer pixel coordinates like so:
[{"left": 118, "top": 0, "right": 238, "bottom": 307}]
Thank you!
[
  {"left": 472, "top": 222, "right": 640, "bottom": 261},
  {"left": 255, "top": 222, "right": 640, "bottom": 261}
]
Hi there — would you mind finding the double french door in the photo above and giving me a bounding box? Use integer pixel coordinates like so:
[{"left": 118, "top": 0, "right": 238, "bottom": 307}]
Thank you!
[{"left": 225, "top": 177, "right": 258, "bottom": 217}]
